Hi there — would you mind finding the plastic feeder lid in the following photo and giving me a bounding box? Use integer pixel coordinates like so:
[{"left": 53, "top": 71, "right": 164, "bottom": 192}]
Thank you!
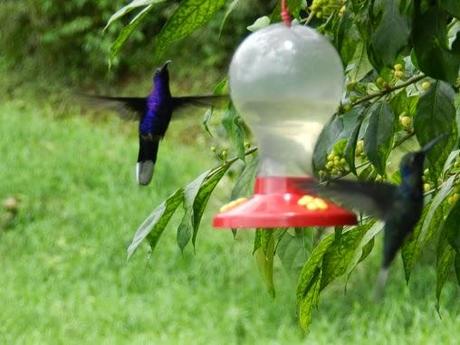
[{"left": 213, "top": 176, "right": 357, "bottom": 229}]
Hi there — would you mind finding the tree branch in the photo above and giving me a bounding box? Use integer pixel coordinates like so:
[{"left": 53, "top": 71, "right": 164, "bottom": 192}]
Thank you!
[{"left": 351, "top": 75, "right": 426, "bottom": 107}]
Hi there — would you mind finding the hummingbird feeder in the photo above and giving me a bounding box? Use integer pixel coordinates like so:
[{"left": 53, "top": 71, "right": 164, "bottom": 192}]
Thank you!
[{"left": 213, "top": 11, "right": 357, "bottom": 229}]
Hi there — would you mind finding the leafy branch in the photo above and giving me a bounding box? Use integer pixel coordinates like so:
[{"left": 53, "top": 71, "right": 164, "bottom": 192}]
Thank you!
[{"left": 351, "top": 74, "right": 426, "bottom": 107}]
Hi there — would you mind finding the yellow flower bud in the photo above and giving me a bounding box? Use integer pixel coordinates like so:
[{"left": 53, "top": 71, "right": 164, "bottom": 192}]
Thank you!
[
  {"left": 421, "top": 81, "right": 431, "bottom": 91},
  {"left": 399, "top": 116, "right": 412, "bottom": 129},
  {"left": 394, "top": 70, "right": 404, "bottom": 79},
  {"left": 423, "top": 183, "right": 431, "bottom": 193}
]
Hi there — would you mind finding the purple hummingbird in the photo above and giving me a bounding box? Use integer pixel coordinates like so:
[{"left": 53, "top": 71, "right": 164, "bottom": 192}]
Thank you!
[{"left": 83, "top": 61, "right": 226, "bottom": 185}]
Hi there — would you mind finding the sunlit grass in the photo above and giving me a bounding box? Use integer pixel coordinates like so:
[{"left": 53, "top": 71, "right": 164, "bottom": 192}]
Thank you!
[{"left": 0, "top": 99, "right": 459, "bottom": 344}]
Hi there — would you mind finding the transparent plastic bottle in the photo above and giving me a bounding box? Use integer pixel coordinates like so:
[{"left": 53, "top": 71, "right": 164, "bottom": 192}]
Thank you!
[{"left": 229, "top": 23, "right": 344, "bottom": 176}]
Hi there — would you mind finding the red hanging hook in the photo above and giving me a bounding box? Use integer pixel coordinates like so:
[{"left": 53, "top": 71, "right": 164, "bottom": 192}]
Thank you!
[{"left": 281, "top": 0, "right": 292, "bottom": 27}]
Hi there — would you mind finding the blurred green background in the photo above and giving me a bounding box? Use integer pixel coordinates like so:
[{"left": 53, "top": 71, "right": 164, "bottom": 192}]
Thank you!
[{"left": 1, "top": 1, "right": 459, "bottom": 344}]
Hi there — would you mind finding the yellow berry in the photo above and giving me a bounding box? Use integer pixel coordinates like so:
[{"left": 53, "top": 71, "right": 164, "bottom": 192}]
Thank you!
[
  {"left": 394, "top": 63, "right": 403, "bottom": 71},
  {"left": 326, "top": 161, "right": 334, "bottom": 169},
  {"left": 423, "top": 183, "right": 431, "bottom": 193},
  {"left": 343, "top": 104, "right": 352, "bottom": 112},
  {"left": 421, "top": 81, "right": 431, "bottom": 91},
  {"left": 394, "top": 70, "right": 404, "bottom": 79},
  {"left": 327, "top": 153, "right": 335, "bottom": 161},
  {"left": 356, "top": 140, "right": 364, "bottom": 152},
  {"left": 399, "top": 116, "right": 412, "bottom": 129},
  {"left": 448, "top": 193, "right": 459, "bottom": 205}
]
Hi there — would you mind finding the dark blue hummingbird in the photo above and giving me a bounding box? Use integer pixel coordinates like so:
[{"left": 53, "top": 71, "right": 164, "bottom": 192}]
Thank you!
[
  {"left": 297, "top": 134, "right": 447, "bottom": 292},
  {"left": 83, "top": 61, "right": 226, "bottom": 185}
]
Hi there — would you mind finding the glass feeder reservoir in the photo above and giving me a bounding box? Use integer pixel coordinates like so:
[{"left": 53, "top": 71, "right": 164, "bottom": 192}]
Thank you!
[{"left": 213, "top": 23, "right": 357, "bottom": 229}]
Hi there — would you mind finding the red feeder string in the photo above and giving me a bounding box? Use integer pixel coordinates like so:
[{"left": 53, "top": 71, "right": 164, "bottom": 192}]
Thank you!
[{"left": 281, "top": 0, "right": 292, "bottom": 27}]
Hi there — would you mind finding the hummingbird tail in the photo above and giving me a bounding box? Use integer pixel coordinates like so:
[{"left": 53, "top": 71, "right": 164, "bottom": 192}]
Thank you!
[
  {"left": 136, "top": 136, "right": 160, "bottom": 186},
  {"left": 374, "top": 267, "right": 389, "bottom": 300}
]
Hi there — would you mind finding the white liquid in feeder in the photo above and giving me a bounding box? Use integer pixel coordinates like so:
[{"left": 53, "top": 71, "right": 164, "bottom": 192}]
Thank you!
[{"left": 229, "top": 24, "right": 344, "bottom": 176}]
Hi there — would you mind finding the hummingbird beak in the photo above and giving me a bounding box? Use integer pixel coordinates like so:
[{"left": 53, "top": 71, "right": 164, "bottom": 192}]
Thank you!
[
  {"left": 419, "top": 133, "right": 449, "bottom": 154},
  {"left": 160, "top": 60, "right": 171, "bottom": 73}
]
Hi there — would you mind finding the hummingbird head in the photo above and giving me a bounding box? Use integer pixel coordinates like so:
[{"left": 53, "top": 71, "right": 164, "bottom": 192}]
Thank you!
[
  {"left": 153, "top": 60, "right": 171, "bottom": 84},
  {"left": 400, "top": 133, "right": 448, "bottom": 179}
]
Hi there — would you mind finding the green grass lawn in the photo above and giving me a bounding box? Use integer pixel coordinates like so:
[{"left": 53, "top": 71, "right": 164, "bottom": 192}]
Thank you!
[{"left": 1, "top": 99, "right": 459, "bottom": 344}]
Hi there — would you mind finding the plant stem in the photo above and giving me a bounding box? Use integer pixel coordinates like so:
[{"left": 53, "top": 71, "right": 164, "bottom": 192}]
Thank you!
[{"left": 351, "top": 75, "right": 426, "bottom": 107}]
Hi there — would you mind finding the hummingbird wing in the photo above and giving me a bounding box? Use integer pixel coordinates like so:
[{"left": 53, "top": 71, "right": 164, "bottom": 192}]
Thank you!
[
  {"left": 299, "top": 179, "right": 398, "bottom": 221},
  {"left": 171, "top": 95, "right": 228, "bottom": 110},
  {"left": 136, "top": 135, "right": 161, "bottom": 186},
  {"left": 79, "top": 95, "right": 146, "bottom": 121}
]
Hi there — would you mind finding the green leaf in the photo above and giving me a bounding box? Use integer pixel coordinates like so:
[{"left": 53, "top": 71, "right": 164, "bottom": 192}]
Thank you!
[
  {"left": 344, "top": 109, "right": 365, "bottom": 175},
  {"left": 335, "top": 11, "right": 361, "bottom": 65},
  {"left": 417, "top": 176, "right": 454, "bottom": 251},
  {"left": 222, "top": 105, "right": 246, "bottom": 162},
  {"left": 191, "top": 163, "right": 231, "bottom": 246},
  {"left": 414, "top": 81, "right": 458, "bottom": 179},
  {"left": 440, "top": 0, "right": 460, "bottom": 19},
  {"left": 202, "top": 78, "right": 229, "bottom": 136},
  {"left": 446, "top": 201, "right": 460, "bottom": 254},
  {"left": 255, "top": 230, "right": 276, "bottom": 297},
  {"left": 296, "top": 235, "right": 335, "bottom": 301},
  {"left": 364, "top": 102, "right": 396, "bottom": 175},
  {"left": 412, "top": 6, "right": 460, "bottom": 83},
  {"left": 105, "top": 0, "right": 165, "bottom": 29},
  {"left": 401, "top": 205, "right": 429, "bottom": 283},
  {"left": 343, "top": 221, "right": 380, "bottom": 277},
  {"left": 277, "top": 229, "right": 309, "bottom": 277},
  {"left": 231, "top": 155, "right": 259, "bottom": 200},
  {"left": 346, "top": 43, "right": 373, "bottom": 82},
  {"left": 455, "top": 254, "right": 460, "bottom": 286},
  {"left": 109, "top": 4, "right": 156, "bottom": 65},
  {"left": 402, "top": 176, "right": 455, "bottom": 281},
  {"left": 443, "top": 149, "right": 460, "bottom": 176},
  {"left": 320, "top": 226, "right": 369, "bottom": 290},
  {"left": 298, "top": 268, "right": 322, "bottom": 332},
  {"left": 313, "top": 115, "right": 343, "bottom": 172},
  {"left": 390, "top": 91, "right": 419, "bottom": 117},
  {"left": 177, "top": 170, "right": 210, "bottom": 251},
  {"left": 313, "top": 110, "right": 362, "bottom": 173},
  {"left": 127, "top": 188, "right": 183, "bottom": 259},
  {"left": 247, "top": 16, "right": 271, "bottom": 32},
  {"left": 219, "top": 0, "right": 240, "bottom": 35},
  {"left": 435, "top": 233, "right": 455, "bottom": 313},
  {"left": 153, "top": 0, "right": 227, "bottom": 60},
  {"left": 367, "top": 0, "right": 411, "bottom": 69},
  {"left": 253, "top": 229, "right": 262, "bottom": 254}
]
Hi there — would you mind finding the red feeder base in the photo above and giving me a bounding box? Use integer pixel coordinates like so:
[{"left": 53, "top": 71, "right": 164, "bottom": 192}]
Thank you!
[{"left": 213, "top": 176, "right": 357, "bottom": 229}]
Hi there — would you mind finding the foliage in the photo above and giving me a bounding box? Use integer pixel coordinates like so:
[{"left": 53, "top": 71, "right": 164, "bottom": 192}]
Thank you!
[
  {"left": 0, "top": 0, "right": 274, "bottom": 83},
  {"left": 4, "top": 99, "right": 460, "bottom": 344},
  {"left": 107, "top": 0, "right": 460, "bottom": 332}
]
